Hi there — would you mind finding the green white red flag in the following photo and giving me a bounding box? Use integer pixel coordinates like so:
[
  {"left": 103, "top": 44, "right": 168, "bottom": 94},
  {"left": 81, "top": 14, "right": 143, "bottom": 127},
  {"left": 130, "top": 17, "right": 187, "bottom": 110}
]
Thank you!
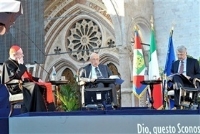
[{"left": 149, "top": 28, "right": 163, "bottom": 109}]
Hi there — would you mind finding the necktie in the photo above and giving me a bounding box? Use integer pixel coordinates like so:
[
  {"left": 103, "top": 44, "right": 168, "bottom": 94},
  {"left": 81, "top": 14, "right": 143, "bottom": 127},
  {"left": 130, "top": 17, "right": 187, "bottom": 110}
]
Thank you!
[
  {"left": 95, "top": 67, "right": 103, "bottom": 78},
  {"left": 178, "top": 61, "right": 184, "bottom": 74}
]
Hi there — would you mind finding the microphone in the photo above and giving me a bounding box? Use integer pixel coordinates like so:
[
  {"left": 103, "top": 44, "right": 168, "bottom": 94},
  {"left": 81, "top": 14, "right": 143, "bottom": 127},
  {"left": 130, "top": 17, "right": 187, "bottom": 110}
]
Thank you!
[
  {"left": 79, "top": 67, "right": 86, "bottom": 78},
  {"left": 34, "top": 61, "right": 50, "bottom": 80}
]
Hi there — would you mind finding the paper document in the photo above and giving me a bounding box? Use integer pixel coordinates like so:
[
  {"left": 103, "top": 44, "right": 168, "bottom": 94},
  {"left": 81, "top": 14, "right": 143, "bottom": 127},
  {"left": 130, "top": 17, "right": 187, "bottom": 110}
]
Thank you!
[{"left": 115, "top": 79, "right": 124, "bottom": 85}]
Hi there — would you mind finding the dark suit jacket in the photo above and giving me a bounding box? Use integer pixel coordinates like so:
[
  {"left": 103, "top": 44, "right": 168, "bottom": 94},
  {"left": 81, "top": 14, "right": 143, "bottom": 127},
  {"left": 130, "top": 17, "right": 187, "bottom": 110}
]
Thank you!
[
  {"left": 171, "top": 57, "right": 200, "bottom": 79},
  {"left": 81, "top": 64, "right": 112, "bottom": 78}
]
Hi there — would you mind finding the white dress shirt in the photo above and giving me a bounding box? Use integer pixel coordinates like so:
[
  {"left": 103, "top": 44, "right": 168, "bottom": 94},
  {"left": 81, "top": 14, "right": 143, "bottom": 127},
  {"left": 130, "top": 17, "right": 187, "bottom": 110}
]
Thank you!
[{"left": 89, "top": 66, "right": 98, "bottom": 79}]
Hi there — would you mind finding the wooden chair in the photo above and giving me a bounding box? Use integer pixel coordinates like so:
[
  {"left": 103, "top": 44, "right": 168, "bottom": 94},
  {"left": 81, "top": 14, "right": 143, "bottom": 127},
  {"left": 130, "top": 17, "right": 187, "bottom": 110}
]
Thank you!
[
  {"left": 167, "top": 78, "right": 200, "bottom": 109},
  {"left": 77, "top": 78, "right": 86, "bottom": 107},
  {"left": 180, "top": 78, "right": 200, "bottom": 109},
  {"left": 76, "top": 68, "right": 86, "bottom": 107},
  {"left": 5, "top": 79, "right": 23, "bottom": 117},
  {"left": 167, "top": 90, "right": 174, "bottom": 109}
]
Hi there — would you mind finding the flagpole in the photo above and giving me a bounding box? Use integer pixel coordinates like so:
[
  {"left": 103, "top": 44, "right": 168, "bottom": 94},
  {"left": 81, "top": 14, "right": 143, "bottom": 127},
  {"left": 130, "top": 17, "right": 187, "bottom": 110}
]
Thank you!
[
  {"left": 145, "top": 16, "right": 154, "bottom": 108},
  {"left": 147, "top": 15, "right": 153, "bottom": 107},
  {"left": 163, "top": 27, "right": 173, "bottom": 109},
  {"left": 148, "top": 16, "right": 163, "bottom": 109},
  {"left": 150, "top": 15, "right": 154, "bottom": 30},
  {"left": 170, "top": 26, "right": 174, "bottom": 36},
  {"left": 163, "top": 26, "right": 175, "bottom": 109},
  {"left": 163, "top": 27, "right": 172, "bottom": 110}
]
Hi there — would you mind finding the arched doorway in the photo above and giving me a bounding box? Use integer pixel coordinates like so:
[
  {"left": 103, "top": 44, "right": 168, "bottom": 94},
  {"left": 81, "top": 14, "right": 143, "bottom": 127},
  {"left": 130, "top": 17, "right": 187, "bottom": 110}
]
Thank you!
[
  {"left": 107, "top": 62, "right": 121, "bottom": 107},
  {"left": 61, "top": 68, "right": 76, "bottom": 84}
]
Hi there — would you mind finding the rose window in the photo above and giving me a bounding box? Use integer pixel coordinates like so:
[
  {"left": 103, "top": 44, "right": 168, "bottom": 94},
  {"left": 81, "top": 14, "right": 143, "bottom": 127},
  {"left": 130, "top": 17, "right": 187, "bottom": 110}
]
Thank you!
[{"left": 67, "top": 19, "right": 102, "bottom": 61}]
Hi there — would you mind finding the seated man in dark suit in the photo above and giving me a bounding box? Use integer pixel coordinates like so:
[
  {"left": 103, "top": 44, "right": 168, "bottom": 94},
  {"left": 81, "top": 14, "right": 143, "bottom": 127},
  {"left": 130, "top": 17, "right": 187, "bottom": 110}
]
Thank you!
[
  {"left": 80, "top": 52, "right": 118, "bottom": 107},
  {"left": 170, "top": 45, "right": 200, "bottom": 109}
]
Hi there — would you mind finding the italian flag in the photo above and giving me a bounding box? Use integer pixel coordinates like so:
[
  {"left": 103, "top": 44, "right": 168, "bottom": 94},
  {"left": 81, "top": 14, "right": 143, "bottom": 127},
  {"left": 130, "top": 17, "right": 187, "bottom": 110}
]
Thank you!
[
  {"left": 132, "top": 30, "right": 147, "bottom": 98},
  {"left": 149, "top": 28, "right": 163, "bottom": 109}
]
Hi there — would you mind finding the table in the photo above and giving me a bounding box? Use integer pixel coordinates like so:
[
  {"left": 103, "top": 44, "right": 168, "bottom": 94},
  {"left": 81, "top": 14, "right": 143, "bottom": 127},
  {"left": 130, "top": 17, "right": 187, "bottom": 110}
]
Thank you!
[
  {"left": 94, "top": 79, "right": 116, "bottom": 84},
  {"left": 49, "top": 80, "right": 69, "bottom": 109},
  {"left": 140, "top": 80, "right": 162, "bottom": 109}
]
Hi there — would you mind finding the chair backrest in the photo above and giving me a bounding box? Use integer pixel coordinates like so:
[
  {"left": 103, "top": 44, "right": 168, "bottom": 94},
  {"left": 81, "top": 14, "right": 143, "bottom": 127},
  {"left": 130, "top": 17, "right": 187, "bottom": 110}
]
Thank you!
[
  {"left": 8, "top": 91, "right": 23, "bottom": 102},
  {"left": 5, "top": 80, "right": 23, "bottom": 102},
  {"left": 26, "top": 64, "right": 36, "bottom": 76},
  {"left": 193, "top": 78, "right": 200, "bottom": 88},
  {"left": 76, "top": 68, "right": 87, "bottom": 86},
  {"left": 5, "top": 85, "right": 23, "bottom": 117}
]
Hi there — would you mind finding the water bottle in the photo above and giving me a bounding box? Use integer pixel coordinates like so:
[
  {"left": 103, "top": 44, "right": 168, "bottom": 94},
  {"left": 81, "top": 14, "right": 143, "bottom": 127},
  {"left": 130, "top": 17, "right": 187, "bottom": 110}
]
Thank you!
[
  {"left": 51, "top": 66, "right": 57, "bottom": 80},
  {"left": 144, "top": 67, "right": 148, "bottom": 80}
]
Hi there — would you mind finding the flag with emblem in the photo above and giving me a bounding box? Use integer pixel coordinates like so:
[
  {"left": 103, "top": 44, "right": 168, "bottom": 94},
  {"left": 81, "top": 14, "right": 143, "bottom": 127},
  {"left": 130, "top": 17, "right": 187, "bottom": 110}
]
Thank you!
[
  {"left": 149, "top": 27, "right": 163, "bottom": 109},
  {"left": 132, "top": 30, "right": 147, "bottom": 98}
]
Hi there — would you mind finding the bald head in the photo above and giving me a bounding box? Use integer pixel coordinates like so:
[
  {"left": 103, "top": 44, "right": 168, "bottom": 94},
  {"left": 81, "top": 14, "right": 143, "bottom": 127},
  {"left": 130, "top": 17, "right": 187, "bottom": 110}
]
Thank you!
[{"left": 89, "top": 52, "right": 100, "bottom": 67}]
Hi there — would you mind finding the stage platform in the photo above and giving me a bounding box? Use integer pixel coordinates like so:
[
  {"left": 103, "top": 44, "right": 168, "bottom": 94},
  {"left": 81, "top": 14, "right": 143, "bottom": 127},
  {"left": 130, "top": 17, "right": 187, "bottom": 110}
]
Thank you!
[{"left": 1, "top": 107, "right": 200, "bottom": 134}]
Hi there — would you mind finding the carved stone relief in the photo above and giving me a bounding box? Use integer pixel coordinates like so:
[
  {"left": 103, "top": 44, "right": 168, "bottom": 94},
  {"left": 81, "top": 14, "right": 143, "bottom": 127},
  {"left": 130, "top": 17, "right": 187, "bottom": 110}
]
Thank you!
[{"left": 67, "top": 19, "right": 102, "bottom": 62}]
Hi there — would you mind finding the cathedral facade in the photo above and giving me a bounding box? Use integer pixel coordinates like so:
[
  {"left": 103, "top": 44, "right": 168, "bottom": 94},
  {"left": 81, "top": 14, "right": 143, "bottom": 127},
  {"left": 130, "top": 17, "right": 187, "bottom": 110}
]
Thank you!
[{"left": 42, "top": 0, "right": 200, "bottom": 107}]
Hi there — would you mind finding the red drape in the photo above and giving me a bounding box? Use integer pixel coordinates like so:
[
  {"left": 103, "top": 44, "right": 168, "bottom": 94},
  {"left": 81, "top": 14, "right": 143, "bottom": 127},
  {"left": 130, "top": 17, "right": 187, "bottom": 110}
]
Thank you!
[{"left": 22, "top": 71, "right": 54, "bottom": 103}]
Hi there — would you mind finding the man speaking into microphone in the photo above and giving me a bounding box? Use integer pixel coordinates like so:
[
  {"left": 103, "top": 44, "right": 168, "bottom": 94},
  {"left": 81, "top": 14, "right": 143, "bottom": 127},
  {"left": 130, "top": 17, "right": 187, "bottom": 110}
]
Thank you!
[
  {"left": 1, "top": 45, "right": 55, "bottom": 113},
  {"left": 80, "top": 52, "right": 118, "bottom": 107}
]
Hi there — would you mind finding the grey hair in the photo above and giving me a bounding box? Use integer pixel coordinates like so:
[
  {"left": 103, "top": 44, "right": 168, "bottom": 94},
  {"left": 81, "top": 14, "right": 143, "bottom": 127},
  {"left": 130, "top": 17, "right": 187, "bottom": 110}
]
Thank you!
[
  {"left": 89, "top": 52, "right": 99, "bottom": 59},
  {"left": 176, "top": 45, "right": 187, "bottom": 53}
]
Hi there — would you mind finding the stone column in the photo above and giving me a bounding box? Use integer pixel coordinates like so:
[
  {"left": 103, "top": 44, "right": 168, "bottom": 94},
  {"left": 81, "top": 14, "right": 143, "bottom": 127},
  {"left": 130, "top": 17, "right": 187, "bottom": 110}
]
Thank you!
[{"left": 117, "top": 46, "right": 133, "bottom": 107}]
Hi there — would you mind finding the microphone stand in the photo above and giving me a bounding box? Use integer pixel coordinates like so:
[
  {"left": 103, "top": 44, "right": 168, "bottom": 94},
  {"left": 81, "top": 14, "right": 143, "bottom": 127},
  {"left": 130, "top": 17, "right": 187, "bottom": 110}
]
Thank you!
[
  {"left": 34, "top": 61, "right": 50, "bottom": 80},
  {"left": 162, "top": 74, "right": 168, "bottom": 110}
]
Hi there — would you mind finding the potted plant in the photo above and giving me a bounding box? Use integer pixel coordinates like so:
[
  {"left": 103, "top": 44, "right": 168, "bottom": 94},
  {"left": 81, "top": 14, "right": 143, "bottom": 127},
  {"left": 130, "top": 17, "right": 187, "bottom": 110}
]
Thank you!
[{"left": 56, "top": 82, "right": 81, "bottom": 111}]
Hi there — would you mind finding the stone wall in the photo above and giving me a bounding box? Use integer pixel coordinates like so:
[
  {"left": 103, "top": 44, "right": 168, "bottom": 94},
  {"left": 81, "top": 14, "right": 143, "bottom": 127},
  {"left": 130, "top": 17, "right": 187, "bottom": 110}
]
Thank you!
[{"left": 154, "top": 0, "right": 200, "bottom": 69}]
